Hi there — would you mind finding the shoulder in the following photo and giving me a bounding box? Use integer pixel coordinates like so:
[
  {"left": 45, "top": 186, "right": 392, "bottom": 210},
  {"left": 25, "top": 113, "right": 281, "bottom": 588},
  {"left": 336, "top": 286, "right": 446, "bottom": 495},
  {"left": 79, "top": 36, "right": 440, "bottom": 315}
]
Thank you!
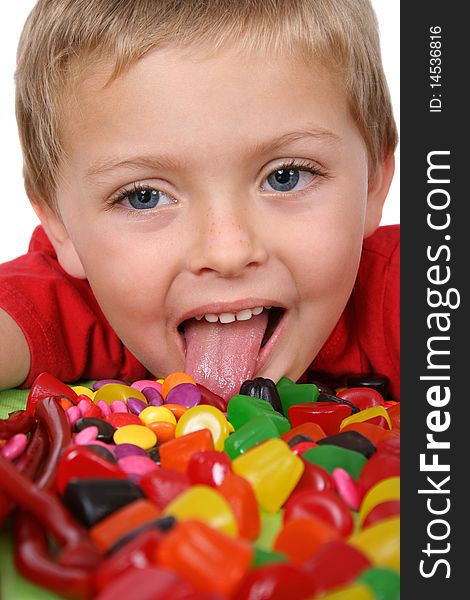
[{"left": 362, "top": 224, "right": 400, "bottom": 263}]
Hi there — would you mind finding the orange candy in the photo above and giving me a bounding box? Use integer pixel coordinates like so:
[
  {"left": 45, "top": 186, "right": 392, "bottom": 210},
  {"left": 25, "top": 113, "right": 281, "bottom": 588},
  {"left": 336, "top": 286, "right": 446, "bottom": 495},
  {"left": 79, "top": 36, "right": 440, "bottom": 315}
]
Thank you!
[
  {"left": 218, "top": 473, "right": 261, "bottom": 540},
  {"left": 156, "top": 520, "right": 252, "bottom": 597},
  {"left": 341, "top": 422, "right": 399, "bottom": 447},
  {"left": 162, "top": 403, "right": 189, "bottom": 420},
  {"left": 147, "top": 420, "right": 176, "bottom": 443},
  {"left": 281, "top": 421, "right": 327, "bottom": 443},
  {"left": 161, "top": 372, "right": 197, "bottom": 399},
  {"left": 90, "top": 498, "right": 160, "bottom": 552},
  {"left": 274, "top": 517, "right": 340, "bottom": 563},
  {"left": 159, "top": 428, "right": 213, "bottom": 473}
]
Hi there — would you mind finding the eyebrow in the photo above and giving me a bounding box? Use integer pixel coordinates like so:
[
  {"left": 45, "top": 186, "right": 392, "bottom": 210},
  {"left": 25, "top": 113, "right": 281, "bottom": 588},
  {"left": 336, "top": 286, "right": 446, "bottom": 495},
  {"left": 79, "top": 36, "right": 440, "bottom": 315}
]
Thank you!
[{"left": 84, "top": 126, "right": 341, "bottom": 181}]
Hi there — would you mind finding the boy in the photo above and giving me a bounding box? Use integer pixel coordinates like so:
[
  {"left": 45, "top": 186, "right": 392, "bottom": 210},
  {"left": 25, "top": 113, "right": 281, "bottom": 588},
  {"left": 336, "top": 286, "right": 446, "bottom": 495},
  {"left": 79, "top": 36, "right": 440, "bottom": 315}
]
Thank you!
[{"left": 0, "top": 0, "right": 399, "bottom": 401}]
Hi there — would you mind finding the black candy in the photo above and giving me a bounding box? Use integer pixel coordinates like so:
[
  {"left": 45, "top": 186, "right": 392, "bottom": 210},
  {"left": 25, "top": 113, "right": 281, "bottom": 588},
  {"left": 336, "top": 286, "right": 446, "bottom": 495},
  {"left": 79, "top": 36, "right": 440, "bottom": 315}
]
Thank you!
[
  {"left": 74, "top": 417, "right": 116, "bottom": 443},
  {"left": 84, "top": 444, "right": 117, "bottom": 464},
  {"left": 346, "top": 373, "right": 390, "bottom": 399},
  {"left": 287, "top": 434, "right": 314, "bottom": 448},
  {"left": 239, "top": 377, "right": 283, "bottom": 414},
  {"left": 107, "top": 516, "right": 177, "bottom": 555},
  {"left": 317, "top": 430, "right": 376, "bottom": 458},
  {"left": 63, "top": 478, "right": 144, "bottom": 527},
  {"left": 147, "top": 447, "right": 160, "bottom": 464},
  {"left": 317, "top": 392, "right": 360, "bottom": 414}
]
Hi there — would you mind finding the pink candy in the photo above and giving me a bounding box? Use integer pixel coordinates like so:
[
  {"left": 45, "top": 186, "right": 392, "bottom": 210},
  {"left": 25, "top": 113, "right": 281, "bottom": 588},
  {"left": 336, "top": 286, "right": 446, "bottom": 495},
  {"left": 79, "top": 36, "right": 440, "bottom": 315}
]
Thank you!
[
  {"left": 1, "top": 433, "right": 28, "bottom": 461},
  {"left": 131, "top": 379, "right": 163, "bottom": 393},
  {"left": 117, "top": 455, "right": 158, "bottom": 477},
  {"left": 332, "top": 467, "right": 360, "bottom": 511},
  {"left": 74, "top": 426, "right": 99, "bottom": 445}
]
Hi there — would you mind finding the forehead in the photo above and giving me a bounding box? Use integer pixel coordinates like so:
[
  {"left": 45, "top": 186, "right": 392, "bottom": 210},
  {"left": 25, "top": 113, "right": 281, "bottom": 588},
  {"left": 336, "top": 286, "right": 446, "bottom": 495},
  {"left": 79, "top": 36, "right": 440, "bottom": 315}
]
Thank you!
[{"left": 60, "top": 45, "right": 356, "bottom": 170}]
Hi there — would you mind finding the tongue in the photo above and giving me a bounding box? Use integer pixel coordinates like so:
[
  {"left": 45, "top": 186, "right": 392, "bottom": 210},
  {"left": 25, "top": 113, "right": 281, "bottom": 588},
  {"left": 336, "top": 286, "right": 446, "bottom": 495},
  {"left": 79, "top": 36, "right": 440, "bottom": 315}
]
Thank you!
[{"left": 184, "top": 311, "right": 269, "bottom": 401}]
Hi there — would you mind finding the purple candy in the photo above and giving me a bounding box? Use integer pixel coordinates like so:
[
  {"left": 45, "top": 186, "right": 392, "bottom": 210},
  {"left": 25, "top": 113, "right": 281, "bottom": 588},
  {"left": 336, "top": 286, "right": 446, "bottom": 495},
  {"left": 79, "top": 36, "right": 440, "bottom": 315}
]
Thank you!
[
  {"left": 131, "top": 379, "right": 163, "bottom": 393},
  {"left": 113, "top": 443, "right": 147, "bottom": 459},
  {"left": 127, "top": 397, "right": 148, "bottom": 415},
  {"left": 92, "top": 379, "right": 130, "bottom": 391},
  {"left": 165, "top": 383, "right": 201, "bottom": 408},
  {"left": 142, "top": 386, "right": 164, "bottom": 406}
]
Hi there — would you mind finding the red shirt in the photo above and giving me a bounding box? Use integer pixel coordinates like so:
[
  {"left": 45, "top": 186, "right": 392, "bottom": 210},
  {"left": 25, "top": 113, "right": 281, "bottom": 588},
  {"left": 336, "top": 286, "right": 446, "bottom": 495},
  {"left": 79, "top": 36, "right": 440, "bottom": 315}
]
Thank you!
[{"left": 0, "top": 224, "right": 399, "bottom": 398}]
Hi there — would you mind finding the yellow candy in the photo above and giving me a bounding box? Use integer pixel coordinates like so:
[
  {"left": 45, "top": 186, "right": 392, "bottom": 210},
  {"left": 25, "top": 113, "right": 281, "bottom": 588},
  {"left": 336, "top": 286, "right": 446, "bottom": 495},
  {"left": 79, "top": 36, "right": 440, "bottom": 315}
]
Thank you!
[
  {"left": 113, "top": 424, "right": 157, "bottom": 450},
  {"left": 232, "top": 438, "right": 304, "bottom": 513},
  {"left": 139, "top": 406, "right": 177, "bottom": 426},
  {"left": 163, "top": 484, "right": 238, "bottom": 537},
  {"left": 93, "top": 383, "right": 147, "bottom": 405},
  {"left": 349, "top": 516, "right": 400, "bottom": 571},
  {"left": 340, "top": 406, "right": 392, "bottom": 431},
  {"left": 175, "top": 405, "right": 231, "bottom": 452},
  {"left": 315, "top": 583, "right": 375, "bottom": 600},
  {"left": 359, "top": 477, "right": 400, "bottom": 526},
  {"left": 71, "top": 385, "right": 94, "bottom": 399}
]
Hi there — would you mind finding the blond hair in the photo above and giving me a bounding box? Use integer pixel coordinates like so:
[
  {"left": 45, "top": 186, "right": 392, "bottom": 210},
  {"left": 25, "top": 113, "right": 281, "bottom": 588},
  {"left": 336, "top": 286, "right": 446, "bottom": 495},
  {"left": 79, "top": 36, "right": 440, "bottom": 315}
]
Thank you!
[{"left": 16, "top": 0, "right": 398, "bottom": 207}]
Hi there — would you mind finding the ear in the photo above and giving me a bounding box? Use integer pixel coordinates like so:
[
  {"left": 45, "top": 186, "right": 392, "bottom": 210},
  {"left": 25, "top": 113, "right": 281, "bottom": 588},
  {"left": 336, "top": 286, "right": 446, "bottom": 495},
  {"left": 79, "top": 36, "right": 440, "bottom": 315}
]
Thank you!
[
  {"left": 364, "top": 153, "right": 395, "bottom": 238},
  {"left": 30, "top": 199, "right": 87, "bottom": 280}
]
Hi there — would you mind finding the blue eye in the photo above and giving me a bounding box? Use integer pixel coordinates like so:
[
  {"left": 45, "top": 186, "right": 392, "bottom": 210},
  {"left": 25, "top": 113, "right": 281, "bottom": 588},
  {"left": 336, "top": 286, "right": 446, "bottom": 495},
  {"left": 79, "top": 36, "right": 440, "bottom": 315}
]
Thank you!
[
  {"left": 263, "top": 161, "right": 319, "bottom": 193},
  {"left": 267, "top": 168, "right": 300, "bottom": 192},
  {"left": 111, "top": 185, "right": 174, "bottom": 210}
]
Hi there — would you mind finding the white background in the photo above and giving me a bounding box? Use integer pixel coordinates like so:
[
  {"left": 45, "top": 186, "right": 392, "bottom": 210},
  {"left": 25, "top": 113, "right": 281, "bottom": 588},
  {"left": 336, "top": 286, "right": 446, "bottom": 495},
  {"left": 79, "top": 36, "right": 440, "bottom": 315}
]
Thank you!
[{"left": 0, "top": 1, "right": 399, "bottom": 263}]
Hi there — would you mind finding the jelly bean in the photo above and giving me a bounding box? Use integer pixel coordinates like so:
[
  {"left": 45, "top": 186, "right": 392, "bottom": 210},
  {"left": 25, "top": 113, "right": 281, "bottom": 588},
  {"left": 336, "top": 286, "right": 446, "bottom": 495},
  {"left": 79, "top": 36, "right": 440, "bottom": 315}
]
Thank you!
[
  {"left": 96, "top": 400, "right": 111, "bottom": 418},
  {"left": 288, "top": 402, "right": 352, "bottom": 436},
  {"left": 196, "top": 383, "right": 228, "bottom": 412},
  {"left": 85, "top": 444, "right": 117, "bottom": 464},
  {"left": 342, "top": 422, "right": 397, "bottom": 446},
  {"left": 71, "top": 385, "right": 94, "bottom": 399},
  {"left": 90, "top": 498, "right": 161, "bottom": 552},
  {"left": 386, "top": 403, "right": 400, "bottom": 430},
  {"left": 304, "top": 540, "right": 372, "bottom": 596},
  {"left": 113, "top": 443, "right": 147, "bottom": 459},
  {"left": 139, "top": 467, "right": 190, "bottom": 510},
  {"left": 66, "top": 405, "right": 81, "bottom": 428},
  {"left": 318, "top": 430, "right": 376, "bottom": 459},
  {"left": 76, "top": 395, "right": 103, "bottom": 418},
  {"left": 131, "top": 379, "right": 163, "bottom": 393},
  {"left": 281, "top": 421, "right": 326, "bottom": 443},
  {"left": 287, "top": 433, "right": 314, "bottom": 447},
  {"left": 94, "top": 383, "right": 147, "bottom": 406},
  {"left": 117, "top": 455, "right": 159, "bottom": 478},
  {"left": 276, "top": 376, "right": 319, "bottom": 416},
  {"left": 92, "top": 379, "right": 130, "bottom": 390},
  {"left": 146, "top": 420, "right": 176, "bottom": 443},
  {"left": 256, "top": 508, "right": 284, "bottom": 552},
  {"left": 156, "top": 520, "right": 252, "bottom": 597},
  {"left": 232, "top": 438, "right": 304, "bottom": 513},
  {"left": 362, "top": 500, "right": 401, "bottom": 529},
  {"left": 289, "top": 458, "right": 335, "bottom": 499},
  {"left": 358, "top": 566, "right": 401, "bottom": 600},
  {"left": 74, "top": 426, "right": 99, "bottom": 446},
  {"left": 75, "top": 417, "right": 116, "bottom": 443},
  {"left": 340, "top": 406, "right": 392, "bottom": 431},
  {"left": 1, "top": 433, "right": 28, "bottom": 461},
  {"left": 186, "top": 450, "right": 232, "bottom": 487},
  {"left": 358, "top": 453, "right": 400, "bottom": 500},
  {"left": 55, "top": 446, "right": 127, "bottom": 494},
  {"left": 175, "top": 405, "right": 231, "bottom": 452},
  {"left": 113, "top": 424, "right": 157, "bottom": 450},
  {"left": 283, "top": 489, "right": 354, "bottom": 538},
  {"left": 349, "top": 517, "right": 400, "bottom": 571},
  {"left": 289, "top": 440, "right": 317, "bottom": 455},
  {"left": 111, "top": 400, "right": 128, "bottom": 413},
  {"left": 218, "top": 472, "right": 261, "bottom": 540},
  {"left": 166, "top": 382, "right": 201, "bottom": 408},
  {"left": 317, "top": 392, "right": 360, "bottom": 414},
  {"left": 346, "top": 373, "right": 390, "bottom": 399},
  {"left": 163, "top": 484, "right": 238, "bottom": 536},
  {"left": 142, "top": 386, "right": 164, "bottom": 406},
  {"left": 238, "top": 563, "right": 317, "bottom": 600},
  {"left": 139, "top": 405, "right": 177, "bottom": 426},
  {"left": 332, "top": 467, "right": 361, "bottom": 511},
  {"left": 252, "top": 547, "right": 287, "bottom": 568},
  {"left": 58, "top": 397, "right": 74, "bottom": 412},
  {"left": 159, "top": 429, "right": 213, "bottom": 473},
  {"left": 337, "top": 387, "right": 385, "bottom": 410},
  {"left": 26, "top": 371, "right": 78, "bottom": 415},
  {"left": 359, "top": 477, "right": 400, "bottom": 526},
  {"left": 316, "top": 583, "right": 374, "bottom": 600},
  {"left": 274, "top": 516, "right": 340, "bottom": 563},
  {"left": 77, "top": 399, "right": 93, "bottom": 417},
  {"left": 107, "top": 516, "right": 177, "bottom": 557},
  {"left": 224, "top": 414, "right": 280, "bottom": 460},
  {"left": 62, "top": 478, "right": 144, "bottom": 527},
  {"left": 126, "top": 397, "right": 148, "bottom": 415},
  {"left": 106, "top": 412, "right": 142, "bottom": 428},
  {"left": 161, "top": 403, "right": 188, "bottom": 420},
  {"left": 376, "top": 436, "right": 400, "bottom": 457},
  {"left": 227, "top": 395, "right": 290, "bottom": 435},
  {"left": 303, "top": 444, "right": 367, "bottom": 481},
  {"left": 239, "top": 377, "right": 283, "bottom": 413},
  {"left": 161, "top": 372, "right": 197, "bottom": 399}
]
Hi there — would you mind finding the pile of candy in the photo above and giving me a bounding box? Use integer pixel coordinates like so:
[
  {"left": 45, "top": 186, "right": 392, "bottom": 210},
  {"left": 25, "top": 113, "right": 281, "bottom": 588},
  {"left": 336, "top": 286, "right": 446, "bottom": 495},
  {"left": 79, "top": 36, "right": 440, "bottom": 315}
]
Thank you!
[{"left": 0, "top": 371, "right": 400, "bottom": 600}]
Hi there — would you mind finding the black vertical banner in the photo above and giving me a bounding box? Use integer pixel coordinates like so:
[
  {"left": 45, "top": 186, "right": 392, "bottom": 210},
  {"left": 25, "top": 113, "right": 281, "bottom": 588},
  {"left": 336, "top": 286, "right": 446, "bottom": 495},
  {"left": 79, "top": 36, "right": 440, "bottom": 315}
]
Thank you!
[{"left": 401, "top": 2, "right": 466, "bottom": 597}]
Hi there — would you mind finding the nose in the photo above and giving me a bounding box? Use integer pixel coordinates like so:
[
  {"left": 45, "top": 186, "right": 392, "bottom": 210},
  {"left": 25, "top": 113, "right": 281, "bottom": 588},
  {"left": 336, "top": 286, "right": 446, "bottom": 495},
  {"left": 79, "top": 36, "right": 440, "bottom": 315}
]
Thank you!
[{"left": 187, "top": 203, "right": 268, "bottom": 278}]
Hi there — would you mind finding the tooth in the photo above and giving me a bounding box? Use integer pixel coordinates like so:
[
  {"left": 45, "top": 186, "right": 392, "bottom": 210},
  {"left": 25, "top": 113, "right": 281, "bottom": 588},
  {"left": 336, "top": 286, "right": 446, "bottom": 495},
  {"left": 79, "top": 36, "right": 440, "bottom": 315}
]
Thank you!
[
  {"left": 204, "top": 313, "right": 219, "bottom": 323},
  {"left": 195, "top": 315, "right": 203, "bottom": 320},
  {"left": 236, "top": 309, "right": 253, "bottom": 321},
  {"left": 251, "top": 306, "right": 264, "bottom": 315},
  {"left": 220, "top": 313, "right": 236, "bottom": 323}
]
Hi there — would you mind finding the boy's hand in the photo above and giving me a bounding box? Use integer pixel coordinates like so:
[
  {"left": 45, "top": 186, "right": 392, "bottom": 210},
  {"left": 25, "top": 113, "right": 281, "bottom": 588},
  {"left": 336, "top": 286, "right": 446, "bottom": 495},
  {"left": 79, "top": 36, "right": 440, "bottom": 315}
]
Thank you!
[{"left": 0, "top": 309, "right": 30, "bottom": 390}]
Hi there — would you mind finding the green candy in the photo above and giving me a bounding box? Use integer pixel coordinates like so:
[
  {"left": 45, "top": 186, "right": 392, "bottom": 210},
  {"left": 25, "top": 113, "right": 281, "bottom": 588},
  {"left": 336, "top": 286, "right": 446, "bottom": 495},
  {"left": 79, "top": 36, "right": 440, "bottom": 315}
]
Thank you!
[
  {"left": 358, "top": 567, "right": 400, "bottom": 600},
  {"left": 302, "top": 444, "right": 367, "bottom": 480},
  {"left": 227, "top": 394, "right": 290, "bottom": 435},
  {"left": 254, "top": 508, "right": 284, "bottom": 552},
  {"left": 224, "top": 414, "right": 280, "bottom": 460},
  {"left": 252, "top": 547, "right": 287, "bottom": 568},
  {"left": 276, "top": 376, "right": 319, "bottom": 417}
]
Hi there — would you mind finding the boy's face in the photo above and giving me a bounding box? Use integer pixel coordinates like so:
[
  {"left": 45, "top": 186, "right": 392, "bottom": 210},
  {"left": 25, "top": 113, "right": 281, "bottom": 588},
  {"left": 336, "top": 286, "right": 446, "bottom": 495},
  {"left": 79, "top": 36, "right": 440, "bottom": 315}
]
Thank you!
[{"left": 46, "top": 45, "right": 389, "bottom": 399}]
